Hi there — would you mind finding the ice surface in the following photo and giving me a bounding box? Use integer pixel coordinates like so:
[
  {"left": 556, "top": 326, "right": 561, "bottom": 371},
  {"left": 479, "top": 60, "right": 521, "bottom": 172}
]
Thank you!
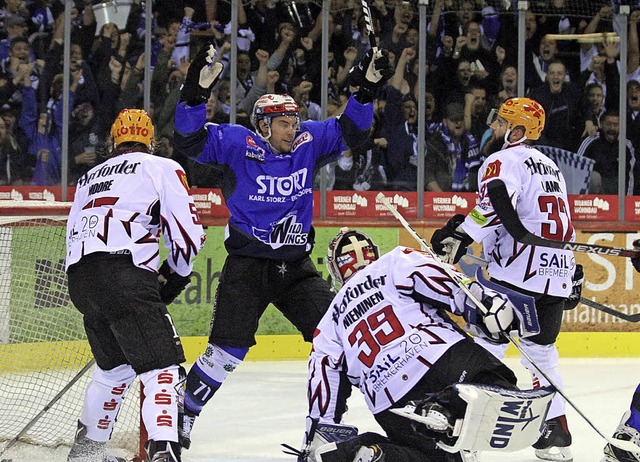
[{"left": 3, "top": 358, "right": 639, "bottom": 461}]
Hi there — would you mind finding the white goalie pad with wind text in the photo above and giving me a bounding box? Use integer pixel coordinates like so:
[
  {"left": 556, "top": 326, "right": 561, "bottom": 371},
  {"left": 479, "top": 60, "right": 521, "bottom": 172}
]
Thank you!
[{"left": 393, "top": 384, "right": 554, "bottom": 454}]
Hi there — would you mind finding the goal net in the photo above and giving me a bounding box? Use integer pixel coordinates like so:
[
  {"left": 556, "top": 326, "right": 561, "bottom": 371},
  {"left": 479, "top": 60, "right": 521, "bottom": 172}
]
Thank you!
[{"left": 0, "top": 201, "right": 141, "bottom": 460}]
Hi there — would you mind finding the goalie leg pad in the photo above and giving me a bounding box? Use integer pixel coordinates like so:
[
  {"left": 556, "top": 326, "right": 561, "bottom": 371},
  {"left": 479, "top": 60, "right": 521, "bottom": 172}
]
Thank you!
[
  {"left": 393, "top": 384, "right": 554, "bottom": 454},
  {"left": 80, "top": 363, "right": 136, "bottom": 442},
  {"left": 298, "top": 418, "right": 359, "bottom": 461}
]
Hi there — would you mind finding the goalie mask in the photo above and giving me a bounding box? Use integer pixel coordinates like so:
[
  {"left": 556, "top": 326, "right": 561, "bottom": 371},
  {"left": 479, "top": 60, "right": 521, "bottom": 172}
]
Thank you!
[
  {"left": 327, "top": 228, "right": 379, "bottom": 290},
  {"left": 110, "top": 108, "right": 155, "bottom": 151},
  {"left": 251, "top": 94, "right": 300, "bottom": 142}
]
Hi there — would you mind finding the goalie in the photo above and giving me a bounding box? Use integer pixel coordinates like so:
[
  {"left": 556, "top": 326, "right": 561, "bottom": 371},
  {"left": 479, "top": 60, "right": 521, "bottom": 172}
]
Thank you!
[{"left": 291, "top": 228, "right": 554, "bottom": 462}]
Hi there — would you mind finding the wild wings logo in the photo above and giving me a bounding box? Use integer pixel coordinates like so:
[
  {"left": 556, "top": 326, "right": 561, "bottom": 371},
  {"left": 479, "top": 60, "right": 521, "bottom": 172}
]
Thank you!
[{"left": 252, "top": 214, "right": 307, "bottom": 249}]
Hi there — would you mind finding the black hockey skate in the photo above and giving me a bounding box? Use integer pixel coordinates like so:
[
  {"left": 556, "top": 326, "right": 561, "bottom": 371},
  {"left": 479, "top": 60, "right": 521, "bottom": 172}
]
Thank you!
[
  {"left": 145, "top": 440, "right": 181, "bottom": 462},
  {"left": 67, "top": 420, "right": 127, "bottom": 462},
  {"left": 532, "top": 415, "right": 573, "bottom": 461},
  {"left": 178, "top": 410, "right": 195, "bottom": 449},
  {"left": 601, "top": 411, "right": 640, "bottom": 462}
]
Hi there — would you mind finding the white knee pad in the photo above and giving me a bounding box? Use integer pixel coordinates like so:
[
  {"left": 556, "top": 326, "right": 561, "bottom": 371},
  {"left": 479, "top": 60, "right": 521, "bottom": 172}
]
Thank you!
[
  {"left": 519, "top": 339, "right": 565, "bottom": 419},
  {"left": 81, "top": 363, "right": 136, "bottom": 441},
  {"left": 140, "top": 365, "right": 181, "bottom": 443}
]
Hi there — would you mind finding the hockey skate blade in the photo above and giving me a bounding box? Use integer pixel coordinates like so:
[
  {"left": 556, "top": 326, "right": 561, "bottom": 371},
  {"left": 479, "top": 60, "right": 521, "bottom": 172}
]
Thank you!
[{"left": 606, "top": 436, "right": 640, "bottom": 454}]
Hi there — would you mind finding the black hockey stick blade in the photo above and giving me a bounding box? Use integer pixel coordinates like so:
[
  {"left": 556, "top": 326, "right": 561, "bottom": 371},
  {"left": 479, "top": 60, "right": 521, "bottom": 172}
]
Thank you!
[
  {"left": 359, "top": 0, "right": 378, "bottom": 48},
  {"left": 487, "top": 179, "right": 640, "bottom": 259},
  {"left": 579, "top": 297, "right": 640, "bottom": 322}
]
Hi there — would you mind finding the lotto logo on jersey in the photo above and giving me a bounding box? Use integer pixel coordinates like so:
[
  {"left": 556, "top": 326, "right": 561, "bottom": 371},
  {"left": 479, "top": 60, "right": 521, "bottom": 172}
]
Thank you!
[{"left": 482, "top": 160, "right": 502, "bottom": 181}]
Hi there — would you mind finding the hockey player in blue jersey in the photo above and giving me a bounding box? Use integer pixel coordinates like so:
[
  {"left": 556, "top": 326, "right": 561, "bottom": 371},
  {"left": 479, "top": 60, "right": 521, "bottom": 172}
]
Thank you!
[
  {"left": 601, "top": 243, "right": 640, "bottom": 462},
  {"left": 172, "top": 42, "right": 393, "bottom": 450}
]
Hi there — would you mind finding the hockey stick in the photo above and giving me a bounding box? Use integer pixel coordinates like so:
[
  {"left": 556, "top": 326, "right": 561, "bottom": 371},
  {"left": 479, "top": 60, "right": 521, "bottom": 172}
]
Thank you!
[
  {"left": 578, "top": 297, "right": 640, "bottom": 322},
  {"left": 377, "top": 192, "right": 640, "bottom": 453},
  {"left": 0, "top": 359, "right": 96, "bottom": 460},
  {"left": 359, "top": 0, "right": 378, "bottom": 50},
  {"left": 461, "top": 255, "right": 640, "bottom": 322},
  {"left": 487, "top": 179, "right": 640, "bottom": 259}
]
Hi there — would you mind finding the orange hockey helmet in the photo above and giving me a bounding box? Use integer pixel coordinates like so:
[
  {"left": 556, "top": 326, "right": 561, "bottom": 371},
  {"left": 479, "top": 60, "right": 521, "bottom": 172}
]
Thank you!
[
  {"left": 497, "top": 97, "right": 546, "bottom": 141},
  {"left": 110, "top": 108, "right": 155, "bottom": 149}
]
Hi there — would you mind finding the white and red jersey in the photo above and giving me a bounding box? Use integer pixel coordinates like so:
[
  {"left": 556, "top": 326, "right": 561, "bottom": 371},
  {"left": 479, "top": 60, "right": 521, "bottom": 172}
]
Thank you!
[
  {"left": 461, "top": 144, "right": 575, "bottom": 297},
  {"left": 308, "top": 247, "right": 469, "bottom": 419},
  {"left": 66, "top": 152, "right": 206, "bottom": 277}
]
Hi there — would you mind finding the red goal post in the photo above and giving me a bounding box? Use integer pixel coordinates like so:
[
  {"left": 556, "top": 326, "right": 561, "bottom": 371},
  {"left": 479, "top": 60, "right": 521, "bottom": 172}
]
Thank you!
[{"left": 0, "top": 200, "right": 143, "bottom": 461}]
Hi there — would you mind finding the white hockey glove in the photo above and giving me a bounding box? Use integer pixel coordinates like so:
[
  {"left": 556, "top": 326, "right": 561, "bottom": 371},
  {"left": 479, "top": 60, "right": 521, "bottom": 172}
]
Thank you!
[
  {"left": 282, "top": 417, "right": 359, "bottom": 462},
  {"left": 180, "top": 43, "right": 224, "bottom": 106},
  {"left": 431, "top": 214, "right": 474, "bottom": 264},
  {"left": 348, "top": 48, "right": 393, "bottom": 103},
  {"left": 453, "top": 281, "right": 515, "bottom": 344}
]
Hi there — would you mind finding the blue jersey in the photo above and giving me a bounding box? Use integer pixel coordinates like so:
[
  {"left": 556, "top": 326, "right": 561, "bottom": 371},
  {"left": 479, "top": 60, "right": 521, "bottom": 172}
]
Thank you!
[{"left": 174, "top": 96, "right": 373, "bottom": 261}]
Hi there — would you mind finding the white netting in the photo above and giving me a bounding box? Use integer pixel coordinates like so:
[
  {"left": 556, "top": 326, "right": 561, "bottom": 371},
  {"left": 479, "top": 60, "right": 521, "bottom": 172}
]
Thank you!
[{"left": 0, "top": 201, "right": 140, "bottom": 459}]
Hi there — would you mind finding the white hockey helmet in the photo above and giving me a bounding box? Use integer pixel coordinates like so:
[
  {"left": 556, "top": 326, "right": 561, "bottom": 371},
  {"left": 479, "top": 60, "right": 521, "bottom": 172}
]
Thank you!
[
  {"left": 251, "top": 94, "right": 300, "bottom": 140},
  {"left": 327, "top": 227, "right": 379, "bottom": 290}
]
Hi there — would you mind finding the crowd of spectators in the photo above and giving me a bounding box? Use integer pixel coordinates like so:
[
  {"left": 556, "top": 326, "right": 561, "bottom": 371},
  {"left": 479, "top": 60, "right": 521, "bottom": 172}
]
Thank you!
[{"left": 0, "top": 0, "right": 638, "bottom": 194}]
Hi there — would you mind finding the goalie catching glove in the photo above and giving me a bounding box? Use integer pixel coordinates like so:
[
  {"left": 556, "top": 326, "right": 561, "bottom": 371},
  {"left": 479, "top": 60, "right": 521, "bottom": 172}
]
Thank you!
[
  {"left": 453, "top": 268, "right": 540, "bottom": 344},
  {"left": 158, "top": 260, "right": 191, "bottom": 305},
  {"left": 348, "top": 48, "right": 393, "bottom": 103},
  {"left": 431, "top": 214, "right": 474, "bottom": 264},
  {"left": 180, "top": 43, "right": 224, "bottom": 106}
]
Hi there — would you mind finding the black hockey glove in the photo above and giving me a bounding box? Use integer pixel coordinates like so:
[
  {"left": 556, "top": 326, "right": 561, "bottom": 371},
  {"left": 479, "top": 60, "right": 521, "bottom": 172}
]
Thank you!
[
  {"left": 158, "top": 260, "right": 191, "bottom": 305},
  {"left": 564, "top": 264, "right": 583, "bottom": 310},
  {"left": 430, "top": 214, "right": 474, "bottom": 264},
  {"left": 632, "top": 239, "right": 640, "bottom": 273},
  {"left": 180, "top": 43, "right": 224, "bottom": 106},
  {"left": 348, "top": 48, "right": 393, "bottom": 103}
]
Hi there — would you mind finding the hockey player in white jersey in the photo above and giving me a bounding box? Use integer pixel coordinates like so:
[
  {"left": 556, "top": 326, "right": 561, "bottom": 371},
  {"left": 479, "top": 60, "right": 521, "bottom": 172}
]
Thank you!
[
  {"left": 65, "top": 109, "right": 206, "bottom": 462},
  {"left": 292, "top": 228, "right": 555, "bottom": 462},
  {"left": 431, "top": 97, "right": 582, "bottom": 461}
]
